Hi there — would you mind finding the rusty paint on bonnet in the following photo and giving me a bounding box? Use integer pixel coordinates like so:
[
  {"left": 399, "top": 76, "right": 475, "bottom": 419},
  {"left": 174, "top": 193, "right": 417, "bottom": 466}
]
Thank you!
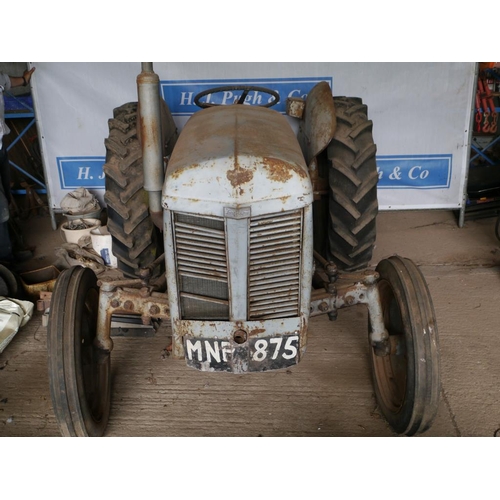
[
  {"left": 226, "top": 165, "right": 254, "bottom": 188},
  {"left": 170, "top": 163, "right": 200, "bottom": 180},
  {"left": 263, "top": 157, "right": 292, "bottom": 182},
  {"left": 166, "top": 106, "right": 308, "bottom": 186},
  {"left": 262, "top": 157, "right": 308, "bottom": 182},
  {"left": 163, "top": 105, "right": 311, "bottom": 213}
]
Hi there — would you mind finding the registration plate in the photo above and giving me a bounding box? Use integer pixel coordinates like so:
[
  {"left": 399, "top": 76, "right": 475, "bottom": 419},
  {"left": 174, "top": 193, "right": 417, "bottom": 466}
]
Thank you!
[{"left": 183, "top": 334, "right": 300, "bottom": 373}]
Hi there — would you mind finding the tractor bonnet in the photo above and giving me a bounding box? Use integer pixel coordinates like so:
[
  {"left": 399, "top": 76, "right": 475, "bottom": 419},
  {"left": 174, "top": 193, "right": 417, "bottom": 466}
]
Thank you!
[{"left": 162, "top": 105, "right": 312, "bottom": 218}]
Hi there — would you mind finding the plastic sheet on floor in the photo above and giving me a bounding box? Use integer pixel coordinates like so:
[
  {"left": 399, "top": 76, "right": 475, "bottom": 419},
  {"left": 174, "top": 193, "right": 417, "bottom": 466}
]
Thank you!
[{"left": 0, "top": 297, "right": 34, "bottom": 353}]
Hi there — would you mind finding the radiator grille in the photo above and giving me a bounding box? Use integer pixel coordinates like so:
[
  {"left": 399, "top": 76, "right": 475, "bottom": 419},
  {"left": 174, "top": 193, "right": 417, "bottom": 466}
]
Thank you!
[
  {"left": 173, "top": 213, "right": 229, "bottom": 320},
  {"left": 248, "top": 210, "right": 303, "bottom": 320}
]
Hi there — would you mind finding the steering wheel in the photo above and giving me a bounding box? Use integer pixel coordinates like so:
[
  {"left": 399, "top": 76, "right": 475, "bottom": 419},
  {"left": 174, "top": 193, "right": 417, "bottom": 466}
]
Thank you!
[{"left": 194, "top": 85, "right": 280, "bottom": 109}]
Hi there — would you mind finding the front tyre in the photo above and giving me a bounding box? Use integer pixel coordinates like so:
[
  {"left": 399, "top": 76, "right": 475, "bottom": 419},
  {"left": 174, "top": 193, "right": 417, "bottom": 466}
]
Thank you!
[
  {"left": 47, "top": 266, "right": 111, "bottom": 437},
  {"left": 370, "top": 256, "right": 440, "bottom": 436}
]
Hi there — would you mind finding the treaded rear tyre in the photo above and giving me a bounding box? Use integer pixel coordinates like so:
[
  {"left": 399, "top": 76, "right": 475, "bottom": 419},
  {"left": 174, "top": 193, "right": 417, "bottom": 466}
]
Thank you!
[
  {"left": 327, "top": 97, "right": 378, "bottom": 271},
  {"left": 103, "top": 102, "right": 160, "bottom": 278}
]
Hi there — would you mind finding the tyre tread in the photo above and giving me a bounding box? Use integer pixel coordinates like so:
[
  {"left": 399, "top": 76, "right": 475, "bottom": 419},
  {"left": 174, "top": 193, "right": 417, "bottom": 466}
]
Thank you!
[
  {"left": 104, "top": 102, "right": 160, "bottom": 277},
  {"left": 327, "top": 96, "right": 378, "bottom": 271}
]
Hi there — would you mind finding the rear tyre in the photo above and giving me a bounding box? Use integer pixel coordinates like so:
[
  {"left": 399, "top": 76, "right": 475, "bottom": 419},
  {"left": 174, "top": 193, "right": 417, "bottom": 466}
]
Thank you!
[
  {"left": 370, "top": 256, "right": 440, "bottom": 436},
  {"left": 0, "top": 264, "right": 20, "bottom": 298},
  {"left": 327, "top": 97, "right": 378, "bottom": 271},
  {"left": 103, "top": 102, "right": 160, "bottom": 278},
  {"left": 47, "top": 266, "right": 111, "bottom": 437},
  {"left": 0, "top": 276, "right": 7, "bottom": 296}
]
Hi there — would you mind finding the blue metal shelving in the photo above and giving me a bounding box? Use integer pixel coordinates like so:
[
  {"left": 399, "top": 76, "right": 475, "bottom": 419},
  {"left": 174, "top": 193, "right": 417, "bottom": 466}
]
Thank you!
[{"left": 4, "top": 93, "right": 46, "bottom": 194}]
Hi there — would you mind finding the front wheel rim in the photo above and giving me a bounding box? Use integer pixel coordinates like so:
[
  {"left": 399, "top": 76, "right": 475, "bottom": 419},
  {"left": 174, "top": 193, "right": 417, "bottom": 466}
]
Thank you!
[{"left": 372, "top": 279, "right": 408, "bottom": 414}]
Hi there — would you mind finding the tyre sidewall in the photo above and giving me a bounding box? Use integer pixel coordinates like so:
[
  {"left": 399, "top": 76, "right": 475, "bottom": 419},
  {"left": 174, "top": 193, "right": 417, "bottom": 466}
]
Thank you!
[
  {"left": 372, "top": 258, "right": 418, "bottom": 435},
  {"left": 47, "top": 266, "right": 110, "bottom": 437},
  {"left": 67, "top": 267, "right": 110, "bottom": 437}
]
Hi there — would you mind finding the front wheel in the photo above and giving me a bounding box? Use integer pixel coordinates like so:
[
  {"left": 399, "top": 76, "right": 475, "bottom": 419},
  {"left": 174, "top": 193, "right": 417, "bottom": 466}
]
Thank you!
[
  {"left": 47, "top": 266, "right": 111, "bottom": 437},
  {"left": 370, "top": 256, "right": 440, "bottom": 436}
]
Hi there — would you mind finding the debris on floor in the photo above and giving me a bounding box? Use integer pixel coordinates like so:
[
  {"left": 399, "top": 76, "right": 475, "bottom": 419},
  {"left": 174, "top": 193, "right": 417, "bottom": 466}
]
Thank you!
[
  {"left": 36, "top": 291, "right": 52, "bottom": 312},
  {"left": 54, "top": 243, "right": 106, "bottom": 275},
  {"left": 0, "top": 296, "right": 34, "bottom": 353}
]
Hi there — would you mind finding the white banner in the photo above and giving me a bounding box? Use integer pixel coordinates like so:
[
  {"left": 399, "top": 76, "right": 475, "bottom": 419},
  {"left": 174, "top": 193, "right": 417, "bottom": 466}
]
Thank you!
[{"left": 31, "top": 62, "right": 475, "bottom": 211}]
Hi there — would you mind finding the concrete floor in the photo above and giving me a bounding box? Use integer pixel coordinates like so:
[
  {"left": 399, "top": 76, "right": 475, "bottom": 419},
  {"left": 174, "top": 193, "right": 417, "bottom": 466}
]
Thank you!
[{"left": 1, "top": 209, "right": 499, "bottom": 437}]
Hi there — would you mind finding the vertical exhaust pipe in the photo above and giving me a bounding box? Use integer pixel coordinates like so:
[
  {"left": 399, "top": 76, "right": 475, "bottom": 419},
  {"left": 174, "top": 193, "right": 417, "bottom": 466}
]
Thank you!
[{"left": 137, "top": 62, "right": 164, "bottom": 230}]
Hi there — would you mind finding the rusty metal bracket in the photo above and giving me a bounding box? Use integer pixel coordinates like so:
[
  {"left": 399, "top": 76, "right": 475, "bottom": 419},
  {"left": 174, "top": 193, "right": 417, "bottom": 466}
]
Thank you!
[
  {"left": 97, "top": 253, "right": 166, "bottom": 294},
  {"left": 137, "top": 253, "right": 166, "bottom": 285},
  {"left": 310, "top": 265, "right": 389, "bottom": 354},
  {"left": 313, "top": 250, "right": 338, "bottom": 319},
  {"left": 96, "top": 285, "right": 170, "bottom": 352},
  {"left": 308, "top": 157, "right": 329, "bottom": 200}
]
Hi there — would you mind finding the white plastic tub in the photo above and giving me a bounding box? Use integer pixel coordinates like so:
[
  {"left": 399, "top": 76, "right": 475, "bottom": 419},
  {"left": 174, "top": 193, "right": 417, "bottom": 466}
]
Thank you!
[{"left": 90, "top": 225, "right": 117, "bottom": 267}]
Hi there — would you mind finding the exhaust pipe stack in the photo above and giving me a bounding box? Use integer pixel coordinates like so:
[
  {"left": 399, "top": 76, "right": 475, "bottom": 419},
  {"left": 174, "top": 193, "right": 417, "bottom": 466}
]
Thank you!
[{"left": 137, "top": 62, "right": 164, "bottom": 230}]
